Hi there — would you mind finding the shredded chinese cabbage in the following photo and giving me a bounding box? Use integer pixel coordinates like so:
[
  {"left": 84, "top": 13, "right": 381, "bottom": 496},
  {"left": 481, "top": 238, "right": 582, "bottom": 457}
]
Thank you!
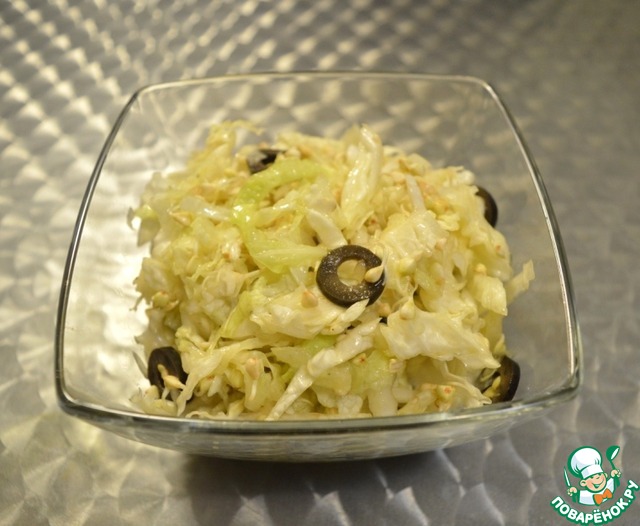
[{"left": 131, "top": 121, "right": 534, "bottom": 420}]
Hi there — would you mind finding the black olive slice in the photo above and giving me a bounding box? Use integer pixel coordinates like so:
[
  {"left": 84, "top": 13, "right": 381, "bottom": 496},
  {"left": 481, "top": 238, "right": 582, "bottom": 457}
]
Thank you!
[
  {"left": 487, "top": 356, "right": 520, "bottom": 403},
  {"left": 148, "top": 346, "right": 188, "bottom": 392},
  {"left": 247, "top": 148, "right": 283, "bottom": 174},
  {"left": 476, "top": 186, "right": 498, "bottom": 227},
  {"left": 316, "top": 245, "right": 385, "bottom": 307}
]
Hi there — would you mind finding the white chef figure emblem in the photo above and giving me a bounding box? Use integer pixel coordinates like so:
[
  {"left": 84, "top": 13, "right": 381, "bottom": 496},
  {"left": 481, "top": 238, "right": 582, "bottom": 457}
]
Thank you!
[{"left": 566, "top": 446, "right": 621, "bottom": 506}]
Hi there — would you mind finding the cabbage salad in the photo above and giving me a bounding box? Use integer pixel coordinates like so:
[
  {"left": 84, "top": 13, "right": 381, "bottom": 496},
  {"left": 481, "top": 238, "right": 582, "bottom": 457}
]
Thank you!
[{"left": 131, "top": 121, "right": 534, "bottom": 420}]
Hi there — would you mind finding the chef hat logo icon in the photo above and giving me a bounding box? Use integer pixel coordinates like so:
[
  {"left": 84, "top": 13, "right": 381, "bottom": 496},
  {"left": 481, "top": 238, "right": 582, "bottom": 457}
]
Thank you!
[{"left": 564, "top": 446, "right": 622, "bottom": 506}]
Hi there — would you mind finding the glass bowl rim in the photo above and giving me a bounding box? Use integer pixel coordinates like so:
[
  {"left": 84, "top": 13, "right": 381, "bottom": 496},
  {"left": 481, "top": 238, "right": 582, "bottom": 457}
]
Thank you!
[{"left": 54, "top": 70, "right": 582, "bottom": 436}]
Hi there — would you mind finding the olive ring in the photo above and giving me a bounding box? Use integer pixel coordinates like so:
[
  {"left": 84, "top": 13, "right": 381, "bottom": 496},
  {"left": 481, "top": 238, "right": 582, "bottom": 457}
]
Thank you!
[
  {"left": 148, "top": 346, "right": 188, "bottom": 392},
  {"left": 316, "top": 245, "right": 386, "bottom": 307},
  {"left": 476, "top": 186, "right": 498, "bottom": 227},
  {"left": 488, "top": 356, "right": 520, "bottom": 403}
]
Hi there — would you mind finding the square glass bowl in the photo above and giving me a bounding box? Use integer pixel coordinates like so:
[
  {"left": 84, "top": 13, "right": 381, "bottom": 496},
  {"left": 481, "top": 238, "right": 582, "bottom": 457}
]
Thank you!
[{"left": 55, "top": 72, "right": 581, "bottom": 461}]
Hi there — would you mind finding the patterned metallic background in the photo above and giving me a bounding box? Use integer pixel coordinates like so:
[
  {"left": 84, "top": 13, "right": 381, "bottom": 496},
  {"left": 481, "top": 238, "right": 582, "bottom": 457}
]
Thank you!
[{"left": 1, "top": 0, "right": 639, "bottom": 524}]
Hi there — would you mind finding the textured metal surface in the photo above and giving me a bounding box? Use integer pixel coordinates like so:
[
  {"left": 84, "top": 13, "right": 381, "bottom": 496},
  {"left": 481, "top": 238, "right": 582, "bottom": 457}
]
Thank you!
[{"left": 1, "top": 0, "right": 639, "bottom": 524}]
